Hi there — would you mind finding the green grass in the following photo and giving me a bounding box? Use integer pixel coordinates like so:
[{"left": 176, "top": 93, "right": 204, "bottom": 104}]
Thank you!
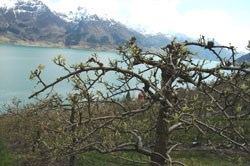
[
  {"left": 173, "top": 150, "right": 250, "bottom": 166},
  {"left": 0, "top": 131, "right": 14, "bottom": 166},
  {"left": 76, "top": 152, "right": 148, "bottom": 166},
  {"left": 75, "top": 150, "right": 250, "bottom": 166}
]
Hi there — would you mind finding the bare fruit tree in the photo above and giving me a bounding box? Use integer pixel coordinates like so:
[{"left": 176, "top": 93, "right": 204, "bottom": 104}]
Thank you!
[{"left": 27, "top": 36, "right": 250, "bottom": 166}]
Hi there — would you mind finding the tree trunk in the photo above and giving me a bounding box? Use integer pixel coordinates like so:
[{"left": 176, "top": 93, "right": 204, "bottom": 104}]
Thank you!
[
  {"left": 150, "top": 70, "right": 172, "bottom": 166},
  {"left": 150, "top": 107, "right": 169, "bottom": 166},
  {"left": 69, "top": 155, "right": 76, "bottom": 166},
  {"left": 69, "top": 101, "right": 77, "bottom": 166}
]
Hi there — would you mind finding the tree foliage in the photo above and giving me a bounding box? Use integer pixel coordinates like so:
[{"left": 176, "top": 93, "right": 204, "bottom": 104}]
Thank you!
[{"left": 2, "top": 36, "right": 250, "bottom": 166}]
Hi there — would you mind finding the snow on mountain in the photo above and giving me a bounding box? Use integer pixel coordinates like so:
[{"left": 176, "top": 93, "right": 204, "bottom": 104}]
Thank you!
[
  {"left": 0, "top": 0, "right": 46, "bottom": 10},
  {"left": 56, "top": 6, "right": 88, "bottom": 23},
  {"left": 0, "top": 0, "right": 16, "bottom": 9},
  {"left": 0, "top": 0, "right": 126, "bottom": 28},
  {"left": 0, "top": 0, "right": 50, "bottom": 18},
  {"left": 55, "top": 5, "right": 118, "bottom": 27}
]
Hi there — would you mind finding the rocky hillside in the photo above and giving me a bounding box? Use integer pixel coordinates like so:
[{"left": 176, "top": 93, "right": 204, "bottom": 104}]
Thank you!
[
  {"left": 0, "top": 0, "right": 67, "bottom": 45},
  {"left": 237, "top": 53, "right": 250, "bottom": 63}
]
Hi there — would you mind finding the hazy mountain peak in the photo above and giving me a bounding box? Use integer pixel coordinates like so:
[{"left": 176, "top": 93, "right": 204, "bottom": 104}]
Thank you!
[
  {"left": 16, "top": 0, "right": 48, "bottom": 13},
  {"left": 0, "top": 0, "right": 49, "bottom": 15},
  {"left": 56, "top": 6, "right": 88, "bottom": 23},
  {"left": 56, "top": 5, "right": 117, "bottom": 24},
  {"left": 0, "top": 0, "right": 17, "bottom": 9},
  {"left": 0, "top": 0, "right": 43, "bottom": 8}
]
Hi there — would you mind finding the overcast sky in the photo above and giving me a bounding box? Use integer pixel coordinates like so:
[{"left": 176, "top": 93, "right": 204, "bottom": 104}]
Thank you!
[{"left": 42, "top": 0, "right": 250, "bottom": 52}]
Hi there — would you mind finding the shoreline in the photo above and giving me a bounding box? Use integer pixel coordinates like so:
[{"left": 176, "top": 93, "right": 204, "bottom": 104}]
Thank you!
[{"left": 0, "top": 40, "right": 118, "bottom": 52}]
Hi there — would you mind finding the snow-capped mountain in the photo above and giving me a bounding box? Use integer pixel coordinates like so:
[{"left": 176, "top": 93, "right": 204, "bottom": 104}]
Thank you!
[
  {"left": 0, "top": 0, "right": 172, "bottom": 50},
  {"left": 0, "top": 0, "right": 67, "bottom": 45},
  {"left": 0, "top": 0, "right": 231, "bottom": 60},
  {"left": 0, "top": 0, "right": 48, "bottom": 14},
  {"left": 56, "top": 6, "right": 121, "bottom": 29}
]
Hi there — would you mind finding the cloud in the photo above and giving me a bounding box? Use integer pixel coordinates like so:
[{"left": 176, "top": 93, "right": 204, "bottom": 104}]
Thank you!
[
  {"left": 121, "top": 0, "right": 180, "bottom": 33},
  {"left": 173, "top": 9, "right": 250, "bottom": 51}
]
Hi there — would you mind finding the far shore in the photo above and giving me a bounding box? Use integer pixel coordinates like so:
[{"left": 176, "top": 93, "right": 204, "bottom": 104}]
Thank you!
[
  {"left": 0, "top": 38, "right": 160, "bottom": 53},
  {"left": 0, "top": 40, "right": 118, "bottom": 52}
]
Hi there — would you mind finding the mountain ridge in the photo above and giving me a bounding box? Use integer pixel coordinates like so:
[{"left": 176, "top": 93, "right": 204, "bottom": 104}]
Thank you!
[
  {"left": 236, "top": 52, "right": 250, "bottom": 62},
  {"left": 0, "top": 0, "right": 236, "bottom": 61},
  {"left": 0, "top": 0, "right": 172, "bottom": 51}
]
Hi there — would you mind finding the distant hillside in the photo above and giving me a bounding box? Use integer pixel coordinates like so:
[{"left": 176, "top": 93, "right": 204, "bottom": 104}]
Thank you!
[{"left": 236, "top": 53, "right": 250, "bottom": 63}]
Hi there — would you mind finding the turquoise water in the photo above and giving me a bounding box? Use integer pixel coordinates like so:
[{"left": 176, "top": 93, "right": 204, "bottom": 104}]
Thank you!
[
  {"left": 0, "top": 44, "right": 118, "bottom": 105},
  {"left": 0, "top": 44, "right": 218, "bottom": 106}
]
